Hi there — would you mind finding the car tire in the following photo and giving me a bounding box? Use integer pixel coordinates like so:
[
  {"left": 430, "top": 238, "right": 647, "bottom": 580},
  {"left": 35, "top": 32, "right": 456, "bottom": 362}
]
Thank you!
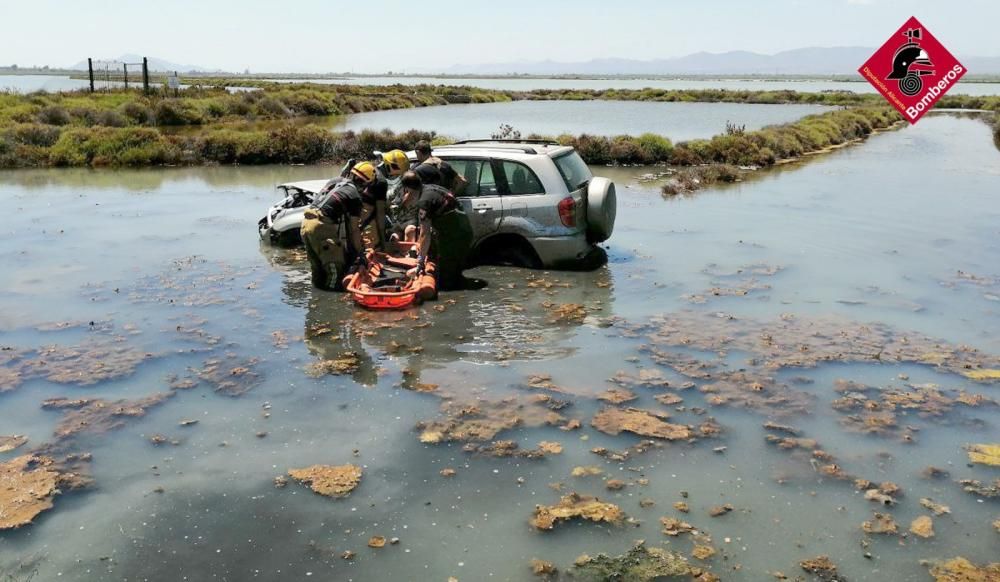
[
  {"left": 587, "top": 177, "right": 616, "bottom": 243},
  {"left": 475, "top": 236, "right": 542, "bottom": 269},
  {"left": 505, "top": 243, "right": 543, "bottom": 269},
  {"left": 272, "top": 229, "right": 303, "bottom": 248}
]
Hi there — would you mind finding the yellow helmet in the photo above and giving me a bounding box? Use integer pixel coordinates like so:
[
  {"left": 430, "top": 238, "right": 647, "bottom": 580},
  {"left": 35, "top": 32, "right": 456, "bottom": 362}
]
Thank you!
[
  {"left": 381, "top": 149, "right": 410, "bottom": 176},
  {"left": 350, "top": 161, "right": 377, "bottom": 184}
]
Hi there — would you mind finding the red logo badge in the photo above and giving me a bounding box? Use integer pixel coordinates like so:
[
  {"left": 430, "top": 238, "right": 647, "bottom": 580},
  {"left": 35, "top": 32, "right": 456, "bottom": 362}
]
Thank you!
[{"left": 859, "top": 16, "right": 966, "bottom": 124}]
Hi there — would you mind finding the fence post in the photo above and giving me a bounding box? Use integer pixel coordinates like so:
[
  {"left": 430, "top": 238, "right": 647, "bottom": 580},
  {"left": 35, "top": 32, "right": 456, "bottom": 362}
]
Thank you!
[
  {"left": 88, "top": 58, "right": 94, "bottom": 92},
  {"left": 142, "top": 57, "right": 150, "bottom": 94},
  {"left": 123, "top": 63, "right": 129, "bottom": 90}
]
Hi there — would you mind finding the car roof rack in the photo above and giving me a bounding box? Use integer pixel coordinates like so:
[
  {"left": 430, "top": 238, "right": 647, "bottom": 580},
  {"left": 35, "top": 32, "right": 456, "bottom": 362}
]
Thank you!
[{"left": 452, "top": 139, "right": 559, "bottom": 145}]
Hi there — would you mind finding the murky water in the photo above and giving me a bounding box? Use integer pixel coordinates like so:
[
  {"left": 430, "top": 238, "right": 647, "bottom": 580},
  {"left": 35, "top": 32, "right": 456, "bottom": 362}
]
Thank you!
[
  {"left": 1, "top": 114, "right": 999, "bottom": 581},
  {"left": 0, "top": 75, "right": 254, "bottom": 94},
  {"left": 0, "top": 75, "right": 101, "bottom": 93},
  {"left": 333, "top": 100, "right": 834, "bottom": 141},
  {"left": 263, "top": 75, "right": 1000, "bottom": 96}
]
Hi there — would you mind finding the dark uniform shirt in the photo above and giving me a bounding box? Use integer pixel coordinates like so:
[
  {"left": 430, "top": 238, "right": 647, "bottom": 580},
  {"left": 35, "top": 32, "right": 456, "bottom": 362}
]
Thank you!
[
  {"left": 415, "top": 158, "right": 458, "bottom": 188},
  {"left": 311, "top": 179, "right": 363, "bottom": 220},
  {"left": 363, "top": 166, "right": 389, "bottom": 205},
  {"left": 416, "top": 184, "right": 458, "bottom": 220}
]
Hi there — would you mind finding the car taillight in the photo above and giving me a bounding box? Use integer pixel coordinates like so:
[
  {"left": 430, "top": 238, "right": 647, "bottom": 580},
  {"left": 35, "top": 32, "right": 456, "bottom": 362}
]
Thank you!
[{"left": 558, "top": 197, "right": 576, "bottom": 227}]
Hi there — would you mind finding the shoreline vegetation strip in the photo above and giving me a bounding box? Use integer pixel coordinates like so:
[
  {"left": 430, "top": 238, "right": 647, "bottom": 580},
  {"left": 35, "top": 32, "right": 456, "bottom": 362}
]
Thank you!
[{"left": 0, "top": 83, "right": 996, "bottom": 169}]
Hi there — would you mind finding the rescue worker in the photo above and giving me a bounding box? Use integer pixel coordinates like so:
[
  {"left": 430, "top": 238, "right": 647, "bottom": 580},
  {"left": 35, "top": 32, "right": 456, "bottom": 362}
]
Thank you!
[
  {"left": 300, "top": 161, "right": 376, "bottom": 291},
  {"left": 361, "top": 149, "right": 409, "bottom": 250},
  {"left": 413, "top": 140, "right": 467, "bottom": 194},
  {"left": 400, "top": 171, "right": 474, "bottom": 291}
]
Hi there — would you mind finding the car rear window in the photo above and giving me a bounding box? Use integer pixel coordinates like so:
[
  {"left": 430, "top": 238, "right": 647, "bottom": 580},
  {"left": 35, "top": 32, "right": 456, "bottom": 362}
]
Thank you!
[
  {"left": 553, "top": 152, "right": 592, "bottom": 192},
  {"left": 500, "top": 161, "right": 544, "bottom": 195}
]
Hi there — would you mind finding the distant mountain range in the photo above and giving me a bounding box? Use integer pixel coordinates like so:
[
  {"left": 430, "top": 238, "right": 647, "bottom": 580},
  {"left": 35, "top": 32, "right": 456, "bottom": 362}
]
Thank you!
[
  {"left": 69, "top": 55, "right": 221, "bottom": 73},
  {"left": 419, "top": 47, "right": 1000, "bottom": 76},
  {"left": 61, "top": 47, "right": 1000, "bottom": 77}
]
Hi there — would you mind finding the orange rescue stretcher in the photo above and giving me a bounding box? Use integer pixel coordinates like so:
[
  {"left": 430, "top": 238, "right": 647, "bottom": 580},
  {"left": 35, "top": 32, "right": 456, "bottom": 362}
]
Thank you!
[{"left": 342, "top": 245, "right": 437, "bottom": 310}]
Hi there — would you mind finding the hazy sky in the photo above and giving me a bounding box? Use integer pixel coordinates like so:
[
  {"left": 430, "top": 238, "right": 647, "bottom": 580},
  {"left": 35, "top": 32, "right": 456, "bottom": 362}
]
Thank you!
[{"left": 2, "top": 0, "right": 997, "bottom": 73}]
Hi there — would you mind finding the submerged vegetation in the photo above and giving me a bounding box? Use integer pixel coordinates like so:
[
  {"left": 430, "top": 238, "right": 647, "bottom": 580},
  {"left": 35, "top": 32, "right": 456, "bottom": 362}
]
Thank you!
[{"left": 0, "top": 82, "right": 995, "bottom": 169}]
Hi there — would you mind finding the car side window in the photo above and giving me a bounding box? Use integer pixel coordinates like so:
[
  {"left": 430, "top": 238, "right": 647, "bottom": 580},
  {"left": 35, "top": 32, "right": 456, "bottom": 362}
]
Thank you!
[
  {"left": 500, "top": 161, "right": 544, "bottom": 195},
  {"left": 478, "top": 161, "right": 499, "bottom": 197},
  {"left": 440, "top": 158, "right": 488, "bottom": 197}
]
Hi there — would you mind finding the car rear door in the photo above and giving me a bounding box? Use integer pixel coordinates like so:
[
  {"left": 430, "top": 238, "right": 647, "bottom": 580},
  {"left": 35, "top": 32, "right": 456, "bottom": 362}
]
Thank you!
[
  {"left": 443, "top": 157, "right": 503, "bottom": 244},
  {"left": 496, "top": 160, "right": 549, "bottom": 229}
]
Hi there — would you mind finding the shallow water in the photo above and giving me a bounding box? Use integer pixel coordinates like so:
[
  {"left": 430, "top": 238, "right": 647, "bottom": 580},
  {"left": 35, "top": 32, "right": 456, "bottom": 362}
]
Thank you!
[
  {"left": 333, "top": 100, "right": 833, "bottom": 141},
  {"left": 263, "top": 75, "right": 1000, "bottom": 96},
  {"left": 0, "top": 75, "right": 253, "bottom": 94},
  {"left": 1, "top": 114, "right": 999, "bottom": 581}
]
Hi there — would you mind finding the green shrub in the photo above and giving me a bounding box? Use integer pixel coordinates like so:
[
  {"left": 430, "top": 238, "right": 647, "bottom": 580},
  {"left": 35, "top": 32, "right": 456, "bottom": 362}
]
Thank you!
[
  {"left": 154, "top": 99, "right": 205, "bottom": 125},
  {"left": 267, "top": 125, "right": 331, "bottom": 163},
  {"left": 7, "top": 123, "right": 61, "bottom": 147},
  {"left": 37, "top": 105, "right": 71, "bottom": 126},
  {"left": 993, "top": 114, "right": 1000, "bottom": 150},
  {"left": 636, "top": 133, "right": 673, "bottom": 162},
  {"left": 94, "top": 109, "right": 127, "bottom": 127},
  {"left": 255, "top": 96, "right": 292, "bottom": 118},
  {"left": 119, "top": 101, "right": 153, "bottom": 125},
  {"left": 199, "top": 129, "right": 271, "bottom": 164},
  {"left": 203, "top": 99, "right": 231, "bottom": 119},
  {"left": 49, "top": 127, "right": 179, "bottom": 167}
]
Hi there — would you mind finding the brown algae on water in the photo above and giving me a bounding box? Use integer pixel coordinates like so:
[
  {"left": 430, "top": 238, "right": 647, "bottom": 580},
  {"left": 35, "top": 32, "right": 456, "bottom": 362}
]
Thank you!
[
  {"left": 924, "top": 557, "right": 1000, "bottom": 581},
  {"left": 0, "top": 435, "right": 28, "bottom": 453},
  {"left": 43, "top": 393, "right": 174, "bottom": 440},
  {"left": 569, "top": 541, "right": 699, "bottom": 581},
  {"left": 416, "top": 397, "right": 565, "bottom": 444},
  {"left": 799, "top": 556, "right": 841, "bottom": 581},
  {"left": 591, "top": 407, "right": 692, "bottom": 440},
  {"left": 966, "top": 443, "right": 1000, "bottom": 466},
  {"left": 909, "top": 515, "right": 935, "bottom": 539},
  {"left": 530, "top": 492, "right": 624, "bottom": 530},
  {"left": 287, "top": 464, "right": 362, "bottom": 498},
  {"left": 1, "top": 337, "right": 154, "bottom": 393},
  {"left": 0, "top": 454, "right": 89, "bottom": 530}
]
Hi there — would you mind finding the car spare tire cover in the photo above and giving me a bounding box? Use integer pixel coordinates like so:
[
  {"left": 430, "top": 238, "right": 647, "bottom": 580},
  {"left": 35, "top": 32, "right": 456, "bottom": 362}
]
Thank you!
[{"left": 587, "top": 177, "right": 616, "bottom": 242}]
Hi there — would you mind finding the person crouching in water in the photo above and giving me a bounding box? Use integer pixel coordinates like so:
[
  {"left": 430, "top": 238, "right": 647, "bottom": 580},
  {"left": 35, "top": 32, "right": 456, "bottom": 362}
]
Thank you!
[
  {"left": 300, "top": 162, "right": 376, "bottom": 291},
  {"left": 400, "top": 171, "right": 473, "bottom": 291}
]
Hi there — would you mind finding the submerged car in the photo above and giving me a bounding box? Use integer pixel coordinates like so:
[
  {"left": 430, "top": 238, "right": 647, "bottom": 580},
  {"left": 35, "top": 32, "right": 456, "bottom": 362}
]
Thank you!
[
  {"left": 258, "top": 179, "right": 332, "bottom": 248},
  {"left": 258, "top": 140, "right": 616, "bottom": 270}
]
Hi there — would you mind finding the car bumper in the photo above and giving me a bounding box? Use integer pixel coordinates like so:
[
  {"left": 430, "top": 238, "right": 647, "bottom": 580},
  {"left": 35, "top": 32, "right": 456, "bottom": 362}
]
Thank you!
[{"left": 532, "top": 234, "right": 607, "bottom": 271}]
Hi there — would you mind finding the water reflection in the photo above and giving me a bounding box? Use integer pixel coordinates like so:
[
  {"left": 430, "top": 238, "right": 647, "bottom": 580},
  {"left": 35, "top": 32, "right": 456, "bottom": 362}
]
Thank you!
[{"left": 262, "top": 242, "right": 615, "bottom": 389}]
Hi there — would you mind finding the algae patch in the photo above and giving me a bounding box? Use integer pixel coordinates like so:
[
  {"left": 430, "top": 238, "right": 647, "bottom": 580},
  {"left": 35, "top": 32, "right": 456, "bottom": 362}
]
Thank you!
[
  {"left": 530, "top": 492, "right": 624, "bottom": 530},
  {"left": 909, "top": 515, "right": 934, "bottom": 539},
  {"left": 287, "top": 464, "right": 362, "bottom": 498},
  {"left": 43, "top": 393, "right": 174, "bottom": 440},
  {"left": 924, "top": 557, "right": 1000, "bottom": 581},
  {"left": 0, "top": 435, "right": 28, "bottom": 453},
  {"left": 591, "top": 407, "right": 692, "bottom": 440},
  {"left": 966, "top": 443, "right": 1000, "bottom": 467},
  {"left": 799, "top": 555, "right": 842, "bottom": 581},
  {"left": 0, "top": 454, "right": 89, "bottom": 530},
  {"left": 569, "top": 541, "right": 697, "bottom": 581}
]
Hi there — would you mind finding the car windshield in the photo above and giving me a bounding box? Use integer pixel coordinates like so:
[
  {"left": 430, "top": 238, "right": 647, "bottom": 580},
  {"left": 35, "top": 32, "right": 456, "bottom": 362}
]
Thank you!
[{"left": 553, "top": 152, "right": 592, "bottom": 192}]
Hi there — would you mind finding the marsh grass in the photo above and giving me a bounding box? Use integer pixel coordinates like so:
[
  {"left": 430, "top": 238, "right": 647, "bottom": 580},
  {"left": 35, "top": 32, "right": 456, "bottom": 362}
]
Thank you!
[{"left": 0, "top": 82, "right": 989, "bottom": 169}]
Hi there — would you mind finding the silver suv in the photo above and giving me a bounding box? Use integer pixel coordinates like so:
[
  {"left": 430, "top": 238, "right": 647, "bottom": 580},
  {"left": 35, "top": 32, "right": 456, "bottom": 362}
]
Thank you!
[{"left": 259, "top": 140, "right": 616, "bottom": 270}]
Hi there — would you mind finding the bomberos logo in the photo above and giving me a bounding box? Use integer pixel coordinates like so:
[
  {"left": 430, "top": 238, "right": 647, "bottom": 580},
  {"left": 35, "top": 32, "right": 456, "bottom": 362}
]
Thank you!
[{"left": 859, "top": 16, "right": 966, "bottom": 124}]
